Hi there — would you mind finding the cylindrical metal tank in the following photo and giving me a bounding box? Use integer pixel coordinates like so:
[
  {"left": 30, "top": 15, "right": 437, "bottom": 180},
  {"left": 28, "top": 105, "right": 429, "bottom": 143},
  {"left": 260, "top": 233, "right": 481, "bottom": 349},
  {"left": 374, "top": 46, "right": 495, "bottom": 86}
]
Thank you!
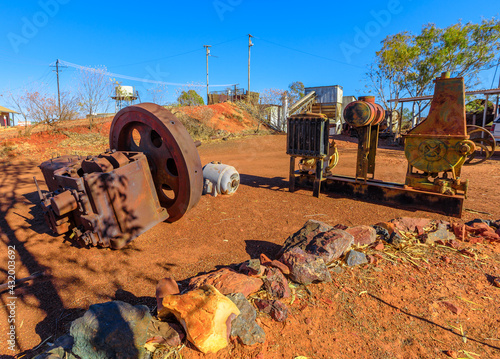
[
  {"left": 343, "top": 96, "right": 384, "bottom": 127},
  {"left": 202, "top": 162, "right": 240, "bottom": 196}
]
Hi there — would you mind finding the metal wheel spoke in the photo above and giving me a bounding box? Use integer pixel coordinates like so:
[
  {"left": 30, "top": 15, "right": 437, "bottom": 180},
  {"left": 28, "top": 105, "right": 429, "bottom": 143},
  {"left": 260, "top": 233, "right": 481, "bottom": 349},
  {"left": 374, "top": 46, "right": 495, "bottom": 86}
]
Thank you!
[{"left": 110, "top": 103, "right": 203, "bottom": 222}]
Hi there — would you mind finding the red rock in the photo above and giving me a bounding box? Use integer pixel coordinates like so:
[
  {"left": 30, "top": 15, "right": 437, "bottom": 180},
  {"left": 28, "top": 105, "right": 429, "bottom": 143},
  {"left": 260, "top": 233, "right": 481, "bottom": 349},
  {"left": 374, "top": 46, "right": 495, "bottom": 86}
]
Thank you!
[
  {"left": 260, "top": 253, "right": 272, "bottom": 265},
  {"left": 496, "top": 227, "right": 500, "bottom": 236},
  {"left": 440, "top": 256, "right": 451, "bottom": 264},
  {"left": 451, "top": 223, "right": 466, "bottom": 241},
  {"left": 305, "top": 229, "right": 354, "bottom": 264},
  {"left": 374, "top": 241, "right": 384, "bottom": 251},
  {"left": 345, "top": 225, "right": 376, "bottom": 245},
  {"left": 367, "top": 255, "right": 377, "bottom": 264},
  {"left": 482, "top": 231, "right": 500, "bottom": 241},
  {"left": 263, "top": 267, "right": 291, "bottom": 299},
  {"left": 471, "top": 222, "right": 492, "bottom": 234},
  {"left": 439, "top": 301, "right": 462, "bottom": 315},
  {"left": 189, "top": 268, "right": 263, "bottom": 297},
  {"left": 493, "top": 277, "right": 500, "bottom": 288},
  {"left": 156, "top": 276, "right": 179, "bottom": 312},
  {"left": 269, "top": 260, "right": 291, "bottom": 275},
  {"left": 467, "top": 237, "right": 484, "bottom": 244},
  {"left": 446, "top": 240, "right": 460, "bottom": 249},
  {"left": 444, "top": 350, "right": 458, "bottom": 358},
  {"left": 390, "top": 217, "right": 431, "bottom": 233}
]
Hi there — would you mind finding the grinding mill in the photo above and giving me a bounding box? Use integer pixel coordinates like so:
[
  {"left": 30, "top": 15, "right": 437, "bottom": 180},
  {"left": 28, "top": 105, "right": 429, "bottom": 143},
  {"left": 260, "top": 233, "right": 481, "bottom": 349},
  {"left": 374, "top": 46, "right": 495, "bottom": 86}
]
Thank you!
[{"left": 287, "top": 73, "right": 475, "bottom": 217}]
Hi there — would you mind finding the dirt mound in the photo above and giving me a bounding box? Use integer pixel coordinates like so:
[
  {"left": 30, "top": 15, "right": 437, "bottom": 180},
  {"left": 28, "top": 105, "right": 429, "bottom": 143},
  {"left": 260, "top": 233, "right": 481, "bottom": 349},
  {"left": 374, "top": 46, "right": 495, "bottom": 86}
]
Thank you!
[{"left": 174, "top": 102, "right": 261, "bottom": 135}]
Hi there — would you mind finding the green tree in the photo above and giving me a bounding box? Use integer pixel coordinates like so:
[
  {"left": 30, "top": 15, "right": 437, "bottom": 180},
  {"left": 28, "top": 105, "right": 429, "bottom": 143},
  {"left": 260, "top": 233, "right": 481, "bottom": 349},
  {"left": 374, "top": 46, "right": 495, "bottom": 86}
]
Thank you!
[
  {"left": 177, "top": 89, "right": 204, "bottom": 106},
  {"left": 288, "top": 81, "right": 305, "bottom": 104},
  {"left": 367, "top": 18, "right": 500, "bottom": 111}
]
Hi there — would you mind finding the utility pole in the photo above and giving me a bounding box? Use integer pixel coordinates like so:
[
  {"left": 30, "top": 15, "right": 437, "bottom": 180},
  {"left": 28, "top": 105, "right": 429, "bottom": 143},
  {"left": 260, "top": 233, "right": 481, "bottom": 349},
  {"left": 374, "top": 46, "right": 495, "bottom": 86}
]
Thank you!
[
  {"left": 248, "top": 34, "right": 253, "bottom": 101},
  {"left": 204, "top": 45, "right": 212, "bottom": 104},
  {"left": 51, "top": 59, "right": 66, "bottom": 117}
]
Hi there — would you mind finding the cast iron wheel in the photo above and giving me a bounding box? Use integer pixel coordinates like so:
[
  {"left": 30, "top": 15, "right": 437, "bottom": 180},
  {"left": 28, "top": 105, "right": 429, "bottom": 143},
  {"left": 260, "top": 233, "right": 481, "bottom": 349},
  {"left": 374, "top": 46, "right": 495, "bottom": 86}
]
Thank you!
[
  {"left": 109, "top": 103, "right": 203, "bottom": 222},
  {"left": 465, "top": 125, "right": 496, "bottom": 165}
]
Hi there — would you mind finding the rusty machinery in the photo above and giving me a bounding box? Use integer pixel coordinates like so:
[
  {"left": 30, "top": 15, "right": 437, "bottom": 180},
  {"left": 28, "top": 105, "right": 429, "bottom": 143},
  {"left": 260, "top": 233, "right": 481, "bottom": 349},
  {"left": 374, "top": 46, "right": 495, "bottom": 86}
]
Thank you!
[
  {"left": 287, "top": 73, "right": 476, "bottom": 217},
  {"left": 36, "top": 103, "right": 203, "bottom": 249}
]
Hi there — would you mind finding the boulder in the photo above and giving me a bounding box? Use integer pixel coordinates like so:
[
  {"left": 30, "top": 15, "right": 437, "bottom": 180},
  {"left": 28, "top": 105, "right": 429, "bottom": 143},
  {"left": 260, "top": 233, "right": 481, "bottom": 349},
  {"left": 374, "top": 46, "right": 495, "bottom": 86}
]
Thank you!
[
  {"left": 263, "top": 267, "right": 291, "bottom": 299},
  {"left": 282, "top": 220, "right": 332, "bottom": 253},
  {"left": 305, "top": 229, "right": 354, "bottom": 264},
  {"left": 189, "top": 267, "right": 263, "bottom": 297},
  {"left": 345, "top": 225, "right": 377, "bottom": 245},
  {"left": 280, "top": 247, "right": 332, "bottom": 285},
  {"left": 345, "top": 250, "right": 368, "bottom": 267},
  {"left": 227, "top": 293, "right": 266, "bottom": 345},
  {"left": 254, "top": 299, "right": 288, "bottom": 322},
  {"left": 70, "top": 301, "right": 152, "bottom": 359},
  {"left": 161, "top": 285, "right": 240, "bottom": 354}
]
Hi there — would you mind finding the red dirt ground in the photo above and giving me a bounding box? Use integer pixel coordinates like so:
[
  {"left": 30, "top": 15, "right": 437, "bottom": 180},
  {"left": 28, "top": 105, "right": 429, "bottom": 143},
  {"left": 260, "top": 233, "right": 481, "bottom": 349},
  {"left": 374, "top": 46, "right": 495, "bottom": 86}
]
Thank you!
[{"left": 0, "top": 125, "right": 500, "bottom": 358}]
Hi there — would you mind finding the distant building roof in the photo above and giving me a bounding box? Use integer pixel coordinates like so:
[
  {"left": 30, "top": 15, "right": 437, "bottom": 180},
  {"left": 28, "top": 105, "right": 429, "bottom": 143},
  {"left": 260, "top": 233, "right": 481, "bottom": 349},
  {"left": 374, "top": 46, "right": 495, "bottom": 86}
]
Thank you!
[{"left": 0, "top": 105, "right": 19, "bottom": 114}]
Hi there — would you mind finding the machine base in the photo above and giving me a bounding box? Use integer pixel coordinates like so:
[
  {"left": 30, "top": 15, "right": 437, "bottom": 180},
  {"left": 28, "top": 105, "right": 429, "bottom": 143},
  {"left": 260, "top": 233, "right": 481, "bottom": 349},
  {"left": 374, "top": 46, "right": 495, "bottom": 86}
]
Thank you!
[{"left": 292, "top": 173, "right": 464, "bottom": 218}]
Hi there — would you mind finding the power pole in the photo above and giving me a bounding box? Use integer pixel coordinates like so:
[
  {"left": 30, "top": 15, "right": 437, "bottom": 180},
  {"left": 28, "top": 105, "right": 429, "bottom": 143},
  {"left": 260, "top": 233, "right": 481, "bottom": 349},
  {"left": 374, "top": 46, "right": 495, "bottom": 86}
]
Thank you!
[
  {"left": 204, "top": 45, "right": 212, "bottom": 104},
  {"left": 51, "top": 59, "right": 66, "bottom": 117},
  {"left": 248, "top": 34, "right": 253, "bottom": 100}
]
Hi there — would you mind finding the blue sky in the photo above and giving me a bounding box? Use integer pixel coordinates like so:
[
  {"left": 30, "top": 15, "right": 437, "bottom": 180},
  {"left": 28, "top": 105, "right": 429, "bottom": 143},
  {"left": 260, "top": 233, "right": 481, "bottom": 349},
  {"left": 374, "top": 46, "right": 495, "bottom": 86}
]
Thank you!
[{"left": 1, "top": 0, "right": 499, "bottom": 117}]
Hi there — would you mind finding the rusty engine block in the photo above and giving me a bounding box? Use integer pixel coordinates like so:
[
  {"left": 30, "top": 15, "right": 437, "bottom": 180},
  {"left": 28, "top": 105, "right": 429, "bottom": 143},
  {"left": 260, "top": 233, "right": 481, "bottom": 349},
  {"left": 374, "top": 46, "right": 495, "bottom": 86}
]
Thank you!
[{"left": 37, "top": 103, "right": 203, "bottom": 249}]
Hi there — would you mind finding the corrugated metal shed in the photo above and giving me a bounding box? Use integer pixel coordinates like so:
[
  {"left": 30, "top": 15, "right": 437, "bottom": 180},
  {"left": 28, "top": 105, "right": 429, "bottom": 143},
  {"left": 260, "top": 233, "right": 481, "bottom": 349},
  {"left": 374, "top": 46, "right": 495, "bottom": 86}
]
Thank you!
[
  {"left": 305, "top": 85, "right": 343, "bottom": 104},
  {"left": 0, "top": 105, "right": 19, "bottom": 114}
]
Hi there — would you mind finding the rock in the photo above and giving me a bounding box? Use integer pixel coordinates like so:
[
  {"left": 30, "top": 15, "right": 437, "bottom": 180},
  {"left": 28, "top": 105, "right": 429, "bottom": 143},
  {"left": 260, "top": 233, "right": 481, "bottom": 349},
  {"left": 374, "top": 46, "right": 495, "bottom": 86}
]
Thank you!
[
  {"left": 491, "top": 219, "right": 500, "bottom": 229},
  {"left": 260, "top": 253, "right": 272, "bottom": 264},
  {"left": 332, "top": 223, "right": 348, "bottom": 230},
  {"left": 331, "top": 266, "right": 344, "bottom": 274},
  {"left": 451, "top": 223, "right": 466, "bottom": 241},
  {"left": 305, "top": 229, "right": 354, "bottom": 264},
  {"left": 156, "top": 276, "right": 179, "bottom": 313},
  {"left": 441, "top": 256, "right": 451, "bottom": 264},
  {"left": 33, "top": 335, "right": 77, "bottom": 359},
  {"left": 373, "top": 241, "right": 385, "bottom": 251},
  {"left": 263, "top": 267, "right": 291, "bottom": 299},
  {"left": 70, "top": 301, "right": 152, "bottom": 359},
  {"left": 387, "top": 231, "right": 403, "bottom": 246},
  {"left": 465, "top": 218, "right": 491, "bottom": 227},
  {"left": 493, "top": 277, "right": 500, "bottom": 288},
  {"left": 189, "top": 268, "right": 263, "bottom": 297},
  {"left": 147, "top": 318, "right": 185, "bottom": 347},
  {"left": 480, "top": 230, "right": 500, "bottom": 242},
  {"left": 280, "top": 247, "right": 332, "bottom": 285},
  {"left": 345, "top": 250, "right": 368, "bottom": 267},
  {"left": 260, "top": 254, "right": 290, "bottom": 275},
  {"left": 374, "top": 222, "right": 395, "bottom": 235},
  {"left": 372, "top": 225, "right": 390, "bottom": 241},
  {"left": 239, "top": 259, "right": 264, "bottom": 277},
  {"left": 425, "top": 224, "right": 455, "bottom": 244},
  {"left": 254, "top": 299, "right": 288, "bottom": 322},
  {"left": 471, "top": 222, "right": 493, "bottom": 234},
  {"left": 227, "top": 293, "right": 266, "bottom": 345},
  {"left": 390, "top": 217, "right": 432, "bottom": 234},
  {"left": 443, "top": 350, "right": 458, "bottom": 358},
  {"left": 161, "top": 285, "right": 240, "bottom": 354},
  {"left": 345, "top": 225, "right": 376, "bottom": 245},
  {"left": 282, "top": 220, "right": 333, "bottom": 253},
  {"left": 438, "top": 301, "right": 462, "bottom": 315}
]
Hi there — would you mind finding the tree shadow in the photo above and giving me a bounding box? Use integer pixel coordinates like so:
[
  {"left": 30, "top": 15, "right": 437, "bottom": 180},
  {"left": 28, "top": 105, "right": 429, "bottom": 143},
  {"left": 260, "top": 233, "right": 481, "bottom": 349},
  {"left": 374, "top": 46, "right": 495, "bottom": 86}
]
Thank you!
[{"left": 367, "top": 293, "right": 500, "bottom": 351}]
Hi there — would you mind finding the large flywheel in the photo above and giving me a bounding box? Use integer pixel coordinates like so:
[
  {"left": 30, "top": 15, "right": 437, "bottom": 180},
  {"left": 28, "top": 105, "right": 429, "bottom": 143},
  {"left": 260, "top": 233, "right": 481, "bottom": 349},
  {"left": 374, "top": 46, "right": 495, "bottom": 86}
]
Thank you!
[{"left": 110, "top": 103, "right": 203, "bottom": 222}]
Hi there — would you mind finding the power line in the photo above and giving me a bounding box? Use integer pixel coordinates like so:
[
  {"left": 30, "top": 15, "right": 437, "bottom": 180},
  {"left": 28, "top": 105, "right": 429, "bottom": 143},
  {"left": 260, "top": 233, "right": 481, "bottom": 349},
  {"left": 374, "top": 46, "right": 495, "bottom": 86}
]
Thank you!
[
  {"left": 61, "top": 60, "right": 237, "bottom": 87},
  {"left": 108, "top": 35, "right": 247, "bottom": 69},
  {"left": 254, "top": 36, "right": 366, "bottom": 70}
]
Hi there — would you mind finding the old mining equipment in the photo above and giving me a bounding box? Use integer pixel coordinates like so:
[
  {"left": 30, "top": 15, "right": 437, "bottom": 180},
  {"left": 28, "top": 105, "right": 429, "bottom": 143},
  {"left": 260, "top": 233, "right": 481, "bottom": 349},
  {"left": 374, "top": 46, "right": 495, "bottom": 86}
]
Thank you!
[
  {"left": 288, "top": 73, "right": 475, "bottom": 217},
  {"left": 36, "top": 103, "right": 203, "bottom": 249}
]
